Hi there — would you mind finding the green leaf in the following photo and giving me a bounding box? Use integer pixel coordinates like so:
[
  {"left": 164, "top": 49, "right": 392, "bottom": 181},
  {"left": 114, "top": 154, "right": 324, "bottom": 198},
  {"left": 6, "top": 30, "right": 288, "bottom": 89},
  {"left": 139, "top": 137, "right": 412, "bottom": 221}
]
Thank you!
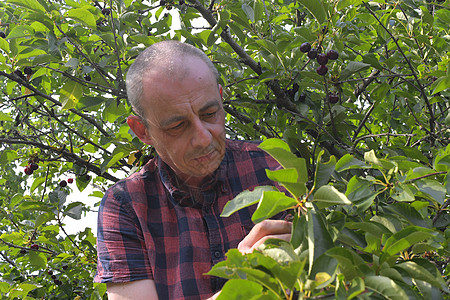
[
  {"left": 431, "top": 75, "right": 450, "bottom": 95},
  {"left": 395, "top": 261, "right": 447, "bottom": 290},
  {"left": 307, "top": 208, "right": 334, "bottom": 274},
  {"left": 313, "top": 151, "right": 336, "bottom": 189},
  {"left": 242, "top": 3, "right": 254, "bottom": 23},
  {"left": 252, "top": 191, "right": 298, "bottom": 223},
  {"left": 29, "top": 250, "right": 47, "bottom": 268},
  {"left": 60, "top": 80, "right": 83, "bottom": 110},
  {"left": 65, "top": 8, "right": 97, "bottom": 28},
  {"left": 0, "top": 38, "right": 10, "bottom": 53},
  {"left": 391, "top": 182, "right": 416, "bottom": 202},
  {"left": 335, "top": 154, "right": 367, "bottom": 172},
  {"left": 35, "top": 212, "right": 53, "bottom": 228},
  {"left": 297, "top": 0, "right": 328, "bottom": 24},
  {"left": 416, "top": 179, "right": 446, "bottom": 205},
  {"left": 370, "top": 83, "right": 390, "bottom": 101},
  {"left": 385, "top": 202, "right": 430, "bottom": 228},
  {"left": 0, "top": 111, "right": 13, "bottom": 122},
  {"left": 6, "top": 25, "right": 35, "bottom": 39},
  {"left": 326, "top": 247, "right": 366, "bottom": 281},
  {"left": 266, "top": 168, "right": 298, "bottom": 184},
  {"left": 312, "top": 185, "right": 351, "bottom": 209},
  {"left": 259, "top": 239, "right": 299, "bottom": 264},
  {"left": 221, "top": 186, "right": 276, "bottom": 217},
  {"left": 30, "top": 177, "right": 45, "bottom": 193},
  {"left": 65, "top": 202, "right": 83, "bottom": 220},
  {"left": 365, "top": 275, "right": 409, "bottom": 300},
  {"left": 362, "top": 53, "right": 383, "bottom": 70},
  {"left": 364, "top": 150, "right": 396, "bottom": 170},
  {"left": 259, "top": 139, "right": 308, "bottom": 198},
  {"left": 0, "top": 282, "right": 10, "bottom": 293},
  {"left": 381, "top": 226, "right": 436, "bottom": 263},
  {"left": 7, "top": 0, "right": 45, "bottom": 13},
  {"left": 8, "top": 283, "right": 39, "bottom": 299},
  {"left": 339, "top": 61, "right": 371, "bottom": 81},
  {"left": 216, "top": 279, "right": 263, "bottom": 299},
  {"left": 345, "top": 221, "right": 391, "bottom": 239}
]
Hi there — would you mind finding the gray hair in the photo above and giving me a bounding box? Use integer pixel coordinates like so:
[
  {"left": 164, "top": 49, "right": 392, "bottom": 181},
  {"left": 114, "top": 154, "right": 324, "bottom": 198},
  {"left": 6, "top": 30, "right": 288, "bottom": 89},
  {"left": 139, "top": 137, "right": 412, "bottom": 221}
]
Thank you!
[{"left": 126, "top": 40, "right": 219, "bottom": 121}]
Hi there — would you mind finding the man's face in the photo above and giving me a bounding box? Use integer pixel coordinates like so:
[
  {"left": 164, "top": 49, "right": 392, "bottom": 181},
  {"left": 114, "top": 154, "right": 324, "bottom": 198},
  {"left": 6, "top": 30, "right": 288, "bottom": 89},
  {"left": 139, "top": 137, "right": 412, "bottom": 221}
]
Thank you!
[{"left": 139, "top": 57, "right": 226, "bottom": 185}]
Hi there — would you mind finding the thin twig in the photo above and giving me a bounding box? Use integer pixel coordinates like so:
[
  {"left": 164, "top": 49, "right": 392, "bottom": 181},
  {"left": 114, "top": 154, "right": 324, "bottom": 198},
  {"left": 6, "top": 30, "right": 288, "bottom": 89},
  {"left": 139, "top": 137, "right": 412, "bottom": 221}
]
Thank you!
[
  {"left": 353, "top": 133, "right": 416, "bottom": 145},
  {"left": 362, "top": 2, "right": 435, "bottom": 134}
]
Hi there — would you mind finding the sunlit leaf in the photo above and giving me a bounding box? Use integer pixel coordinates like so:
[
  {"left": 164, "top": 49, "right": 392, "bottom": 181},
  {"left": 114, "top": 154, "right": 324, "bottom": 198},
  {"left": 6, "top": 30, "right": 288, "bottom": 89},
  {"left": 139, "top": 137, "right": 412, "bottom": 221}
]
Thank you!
[
  {"left": 312, "top": 185, "right": 351, "bottom": 209},
  {"left": 221, "top": 186, "right": 277, "bottom": 217}
]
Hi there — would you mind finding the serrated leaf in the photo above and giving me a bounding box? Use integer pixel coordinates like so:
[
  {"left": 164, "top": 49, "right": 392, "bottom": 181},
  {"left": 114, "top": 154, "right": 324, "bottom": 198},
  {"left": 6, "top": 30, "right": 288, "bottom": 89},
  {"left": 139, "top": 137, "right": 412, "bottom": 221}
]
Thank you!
[
  {"left": 221, "top": 186, "right": 276, "bottom": 217},
  {"left": 312, "top": 185, "right": 351, "bottom": 209}
]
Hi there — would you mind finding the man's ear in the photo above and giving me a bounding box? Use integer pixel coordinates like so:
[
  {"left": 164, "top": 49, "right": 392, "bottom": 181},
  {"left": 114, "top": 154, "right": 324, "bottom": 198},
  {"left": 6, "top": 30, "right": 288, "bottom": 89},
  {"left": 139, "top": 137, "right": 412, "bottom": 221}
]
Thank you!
[
  {"left": 127, "top": 115, "right": 153, "bottom": 145},
  {"left": 219, "top": 84, "right": 223, "bottom": 98}
]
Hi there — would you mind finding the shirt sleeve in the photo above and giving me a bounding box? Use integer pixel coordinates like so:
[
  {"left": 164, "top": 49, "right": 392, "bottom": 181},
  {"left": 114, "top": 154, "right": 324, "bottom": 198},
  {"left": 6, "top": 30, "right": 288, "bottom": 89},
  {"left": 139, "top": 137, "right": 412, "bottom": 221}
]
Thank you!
[{"left": 94, "top": 183, "right": 153, "bottom": 283}]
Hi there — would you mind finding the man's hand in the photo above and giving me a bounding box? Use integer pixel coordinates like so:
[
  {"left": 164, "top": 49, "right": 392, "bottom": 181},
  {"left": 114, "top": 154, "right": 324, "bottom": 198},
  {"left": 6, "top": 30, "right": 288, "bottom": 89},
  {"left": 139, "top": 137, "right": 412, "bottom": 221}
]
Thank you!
[{"left": 237, "top": 219, "right": 292, "bottom": 254}]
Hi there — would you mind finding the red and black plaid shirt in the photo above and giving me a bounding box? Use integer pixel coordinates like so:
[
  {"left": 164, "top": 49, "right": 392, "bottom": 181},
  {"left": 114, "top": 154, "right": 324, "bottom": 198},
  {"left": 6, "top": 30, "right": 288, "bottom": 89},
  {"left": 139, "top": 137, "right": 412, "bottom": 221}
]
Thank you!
[{"left": 95, "top": 139, "right": 284, "bottom": 299}]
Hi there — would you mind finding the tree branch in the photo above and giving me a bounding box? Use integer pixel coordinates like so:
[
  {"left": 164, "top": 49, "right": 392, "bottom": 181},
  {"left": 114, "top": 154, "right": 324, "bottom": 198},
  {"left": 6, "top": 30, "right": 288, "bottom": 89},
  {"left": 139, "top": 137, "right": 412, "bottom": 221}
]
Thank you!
[
  {"left": 0, "top": 71, "right": 111, "bottom": 137},
  {"left": 0, "top": 138, "right": 120, "bottom": 182}
]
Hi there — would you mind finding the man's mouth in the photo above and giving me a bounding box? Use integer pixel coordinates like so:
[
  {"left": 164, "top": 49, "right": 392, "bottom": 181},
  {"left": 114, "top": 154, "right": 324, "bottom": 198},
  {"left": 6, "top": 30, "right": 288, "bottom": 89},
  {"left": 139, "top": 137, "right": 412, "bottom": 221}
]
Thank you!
[{"left": 195, "top": 150, "right": 216, "bottom": 163}]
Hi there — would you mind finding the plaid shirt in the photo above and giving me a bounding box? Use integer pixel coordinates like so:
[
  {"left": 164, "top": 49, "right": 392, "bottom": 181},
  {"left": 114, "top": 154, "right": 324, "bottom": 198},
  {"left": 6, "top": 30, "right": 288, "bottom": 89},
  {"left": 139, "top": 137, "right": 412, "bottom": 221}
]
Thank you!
[{"left": 95, "top": 139, "right": 284, "bottom": 299}]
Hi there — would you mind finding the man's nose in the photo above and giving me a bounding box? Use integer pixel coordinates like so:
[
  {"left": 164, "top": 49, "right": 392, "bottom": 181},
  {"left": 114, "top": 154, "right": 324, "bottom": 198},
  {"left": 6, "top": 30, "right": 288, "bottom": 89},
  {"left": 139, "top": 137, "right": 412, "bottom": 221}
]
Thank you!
[{"left": 191, "top": 118, "right": 212, "bottom": 148}]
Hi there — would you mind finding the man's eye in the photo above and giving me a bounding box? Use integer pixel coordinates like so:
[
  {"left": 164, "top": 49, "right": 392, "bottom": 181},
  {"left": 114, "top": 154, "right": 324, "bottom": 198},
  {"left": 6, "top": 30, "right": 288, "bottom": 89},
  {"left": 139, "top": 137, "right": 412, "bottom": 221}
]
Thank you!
[
  {"left": 203, "top": 112, "right": 216, "bottom": 118},
  {"left": 169, "top": 122, "right": 185, "bottom": 131}
]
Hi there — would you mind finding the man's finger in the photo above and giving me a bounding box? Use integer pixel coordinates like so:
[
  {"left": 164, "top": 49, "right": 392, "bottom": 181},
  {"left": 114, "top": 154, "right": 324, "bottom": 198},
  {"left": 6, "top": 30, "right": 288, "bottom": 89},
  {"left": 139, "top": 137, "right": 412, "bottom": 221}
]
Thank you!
[{"left": 237, "top": 219, "right": 292, "bottom": 254}]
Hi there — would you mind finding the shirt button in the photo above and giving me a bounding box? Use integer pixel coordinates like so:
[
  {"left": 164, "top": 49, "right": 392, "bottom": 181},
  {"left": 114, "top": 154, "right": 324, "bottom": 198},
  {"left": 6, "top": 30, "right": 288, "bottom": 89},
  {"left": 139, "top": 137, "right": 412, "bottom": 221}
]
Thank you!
[
  {"left": 221, "top": 184, "right": 227, "bottom": 193},
  {"left": 214, "top": 251, "right": 221, "bottom": 258}
]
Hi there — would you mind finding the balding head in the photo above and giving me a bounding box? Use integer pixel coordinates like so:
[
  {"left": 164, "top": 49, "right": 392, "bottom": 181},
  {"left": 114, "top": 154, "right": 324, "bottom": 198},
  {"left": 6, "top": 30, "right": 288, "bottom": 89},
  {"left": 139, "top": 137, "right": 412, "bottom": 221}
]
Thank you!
[{"left": 126, "top": 41, "right": 219, "bottom": 121}]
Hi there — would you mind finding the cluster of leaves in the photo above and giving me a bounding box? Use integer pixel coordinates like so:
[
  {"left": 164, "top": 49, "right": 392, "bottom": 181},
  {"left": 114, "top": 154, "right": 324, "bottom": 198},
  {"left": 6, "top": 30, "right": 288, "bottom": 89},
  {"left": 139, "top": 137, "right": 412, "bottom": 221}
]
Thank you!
[
  {"left": 0, "top": 0, "right": 448, "bottom": 298},
  {"left": 212, "top": 138, "right": 449, "bottom": 299}
]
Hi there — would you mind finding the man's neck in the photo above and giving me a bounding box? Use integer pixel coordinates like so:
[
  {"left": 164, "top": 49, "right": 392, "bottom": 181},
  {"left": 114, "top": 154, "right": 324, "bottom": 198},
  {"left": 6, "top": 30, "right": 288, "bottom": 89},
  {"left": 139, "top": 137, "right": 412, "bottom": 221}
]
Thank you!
[{"left": 175, "top": 173, "right": 212, "bottom": 189}]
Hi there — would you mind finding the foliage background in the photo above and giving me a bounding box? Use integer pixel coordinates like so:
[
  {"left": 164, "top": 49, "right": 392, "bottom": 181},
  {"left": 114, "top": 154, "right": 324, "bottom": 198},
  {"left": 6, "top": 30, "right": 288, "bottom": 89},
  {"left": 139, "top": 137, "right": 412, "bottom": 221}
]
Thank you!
[{"left": 0, "top": 0, "right": 448, "bottom": 298}]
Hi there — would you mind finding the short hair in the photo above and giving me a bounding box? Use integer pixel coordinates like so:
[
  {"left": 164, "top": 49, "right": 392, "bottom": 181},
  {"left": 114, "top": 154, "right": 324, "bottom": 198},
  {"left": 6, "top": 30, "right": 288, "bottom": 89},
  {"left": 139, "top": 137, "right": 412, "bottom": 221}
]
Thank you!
[{"left": 126, "top": 40, "right": 219, "bottom": 121}]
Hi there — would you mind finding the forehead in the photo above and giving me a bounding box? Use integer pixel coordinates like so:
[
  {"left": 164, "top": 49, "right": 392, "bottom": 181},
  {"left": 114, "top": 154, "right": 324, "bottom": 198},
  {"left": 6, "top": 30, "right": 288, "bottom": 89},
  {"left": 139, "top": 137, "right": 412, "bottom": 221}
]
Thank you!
[{"left": 140, "top": 57, "right": 220, "bottom": 127}]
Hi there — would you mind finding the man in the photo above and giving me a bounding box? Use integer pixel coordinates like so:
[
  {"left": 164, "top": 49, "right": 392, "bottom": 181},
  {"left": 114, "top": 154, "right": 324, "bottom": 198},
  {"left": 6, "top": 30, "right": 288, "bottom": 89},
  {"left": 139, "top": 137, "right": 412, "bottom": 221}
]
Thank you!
[{"left": 95, "top": 40, "right": 291, "bottom": 299}]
